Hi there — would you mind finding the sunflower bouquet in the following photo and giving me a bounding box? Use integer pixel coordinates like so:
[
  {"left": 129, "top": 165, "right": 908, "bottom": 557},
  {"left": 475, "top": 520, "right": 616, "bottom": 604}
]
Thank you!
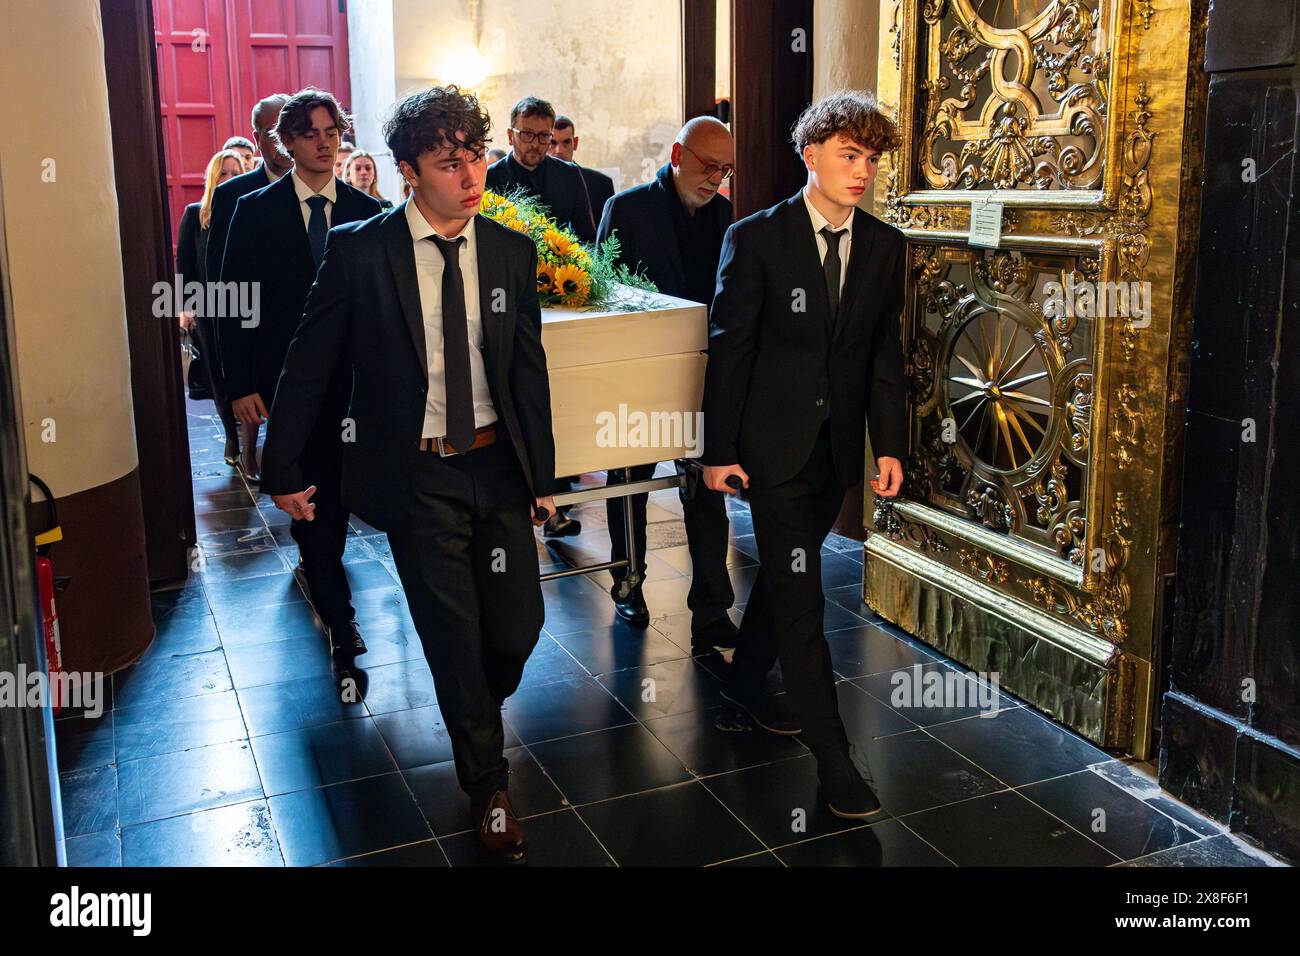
[{"left": 480, "top": 187, "right": 659, "bottom": 310}]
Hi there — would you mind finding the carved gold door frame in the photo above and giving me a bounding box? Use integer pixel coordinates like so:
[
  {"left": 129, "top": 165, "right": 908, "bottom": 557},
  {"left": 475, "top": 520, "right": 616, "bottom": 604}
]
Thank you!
[{"left": 867, "top": 0, "right": 1207, "bottom": 758}]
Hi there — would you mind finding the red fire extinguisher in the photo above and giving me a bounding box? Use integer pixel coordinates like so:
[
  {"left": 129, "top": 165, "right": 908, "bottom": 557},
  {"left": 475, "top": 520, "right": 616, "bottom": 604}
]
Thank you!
[{"left": 31, "top": 475, "right": 66, "bottom": 715}]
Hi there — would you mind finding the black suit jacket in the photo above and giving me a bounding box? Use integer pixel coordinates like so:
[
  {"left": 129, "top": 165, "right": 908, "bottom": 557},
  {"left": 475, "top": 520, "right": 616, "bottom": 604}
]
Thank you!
[
  {"left": 259, "top": 205, "right": 557, "bottom": 532},
  {"left": 205, "top": 165, "right": 275, "bottom": 285},
  {"left": 176, "top": 202, "right": 208, "bottom": 284},
  {"left": 578, "top": 165, "right": 615, "bottom": 225},
  {"left": 596, "top": 163, "right": 732, "bottom": 300},
  {"left": 701, "top": 191, "right": 908, "bottom": 489},
  {"left": 217, "top": 173, "right": 382, "bottom": 402},
  {"left": 486, "top": 153, "right": 597, "bottom": 243}
]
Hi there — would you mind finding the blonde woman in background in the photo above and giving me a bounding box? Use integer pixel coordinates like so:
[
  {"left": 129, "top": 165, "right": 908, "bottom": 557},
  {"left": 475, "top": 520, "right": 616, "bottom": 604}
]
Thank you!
[
  {"left": 176, "top": 148, "right": 258, "bottom": 473},
  {"left": 344, "top": 149, "right": 393, "bottom": 210}
]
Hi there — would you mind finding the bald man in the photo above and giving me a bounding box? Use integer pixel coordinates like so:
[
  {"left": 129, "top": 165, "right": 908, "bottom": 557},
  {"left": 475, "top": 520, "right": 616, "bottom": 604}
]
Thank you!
[
  {"left": 595, "top": 116, "right": 738, "bottom": 649},
  {"left": 207, "top": 94, "right": 294, "bottom": 289}
]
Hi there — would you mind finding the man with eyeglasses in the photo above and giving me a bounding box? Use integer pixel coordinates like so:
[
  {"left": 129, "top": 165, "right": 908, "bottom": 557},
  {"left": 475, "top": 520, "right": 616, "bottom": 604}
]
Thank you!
[
  {"left": 592, "top": 116, "right": 739, "bottom": 649},
  {"left": 486, "top": 96, "right": 597, "bottom": 244}
]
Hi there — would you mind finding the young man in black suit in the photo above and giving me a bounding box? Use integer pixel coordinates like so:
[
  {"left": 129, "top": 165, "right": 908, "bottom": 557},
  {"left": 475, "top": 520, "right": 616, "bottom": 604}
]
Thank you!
[
  {"left": 218, "top": 88, "right": 382, "bottom": 661},
  {"left": 261, "top": 86, "right": 557, "bottom": 862},
  {"left": 486, "top": 96, "right": 597, "bottom": 244},
  {"left": 550, "top": 114, "right": 614, "bottom": 221},
  {"left": 594, "top": 116, "right": 738, "bottom": 649},
  {"left": 701, "top": 91, "right": 906, "bottom": 818}
]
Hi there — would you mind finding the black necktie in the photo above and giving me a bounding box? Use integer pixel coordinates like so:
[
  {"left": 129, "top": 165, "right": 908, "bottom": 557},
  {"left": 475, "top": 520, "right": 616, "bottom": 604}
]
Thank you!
[
  {"left": 821, "top": 226, "right": 844, "bottom": 324},
  {"left": 306, "top": 195, "right": 329, "bottom": 266},
  {"left": 428, "top": 235, "right": 476, "bottom": 453}
]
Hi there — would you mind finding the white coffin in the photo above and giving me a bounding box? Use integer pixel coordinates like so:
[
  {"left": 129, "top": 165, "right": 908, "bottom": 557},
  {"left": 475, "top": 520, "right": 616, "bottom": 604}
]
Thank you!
[{"left": 540, "top": 286, "right": 708, "bottom": 477}]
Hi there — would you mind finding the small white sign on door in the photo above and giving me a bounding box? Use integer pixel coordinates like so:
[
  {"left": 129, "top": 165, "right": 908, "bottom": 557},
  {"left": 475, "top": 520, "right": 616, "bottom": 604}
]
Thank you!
[{"left": 968, "top": 198, "right": 1005, "bottom": 249}]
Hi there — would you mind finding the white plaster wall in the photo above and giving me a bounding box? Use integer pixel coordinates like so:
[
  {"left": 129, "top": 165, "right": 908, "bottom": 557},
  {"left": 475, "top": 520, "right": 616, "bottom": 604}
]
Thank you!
[
  {"left": 813, "top": 0, "right": 885, "bottom": 208},
  {"left": 347, "top": 0, "right": 402, "bottom": 203},
  {"left": 392, "top": 0, "right": 683, "bottom": 189},
  {"left": 813, "top": 0, "right": 881, "bottom": 102}
]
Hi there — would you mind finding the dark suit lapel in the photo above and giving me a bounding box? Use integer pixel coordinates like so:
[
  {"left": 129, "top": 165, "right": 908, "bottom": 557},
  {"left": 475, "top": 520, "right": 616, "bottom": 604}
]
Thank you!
[
  {"left": 383, "top": 206, "right": 430, "bottom": 377},
  {"left": 783, "top": 193, "right": 833, "bottom": 335},
  {"left": 338, "top": 181, "right": 383, "bottom": 224},
  {"left": 652, "top": 176, "right": 688, "bottom": 293},
  {"left": 835, "top": 208, "right": 877, "bottom": 342},
  {"left": 474, "top": 217, "right": 506, "bottom": 375},
  {"left": 333, "top": 180, "right": 361, "bottom": 225},
  {"left": 272, "top": 173, "right": 315, "bottom": 272}
]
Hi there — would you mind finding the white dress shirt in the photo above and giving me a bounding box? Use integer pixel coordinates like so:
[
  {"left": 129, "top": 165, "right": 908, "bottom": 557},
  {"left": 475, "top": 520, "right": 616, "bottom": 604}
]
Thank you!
[
  {"left": 405, "top": 197, "right": 498, "bottom": 438},
  {"left": 292, "top": 169, "right": 336, "bottom": 232},
  {"left": 802, "top": 187, "right": 853, "bottom": 296}
]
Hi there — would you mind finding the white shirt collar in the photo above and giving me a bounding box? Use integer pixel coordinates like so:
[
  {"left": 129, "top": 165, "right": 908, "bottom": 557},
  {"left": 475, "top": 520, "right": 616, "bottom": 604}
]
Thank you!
[
  {"left": 404, "top": 196, "right": 476, "bottom": 245},
  {"left": 802, "top": 187, "right": 853, "bottom": 237},
  {"left": 291, "top": 169, "right": 337, "bottom": 205}
]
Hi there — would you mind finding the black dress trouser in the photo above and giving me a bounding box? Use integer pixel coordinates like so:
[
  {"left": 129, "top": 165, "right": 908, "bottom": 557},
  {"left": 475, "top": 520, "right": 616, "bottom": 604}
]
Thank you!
[
  {"left": 606, "top": 461, "right": 735, "bottom": 626},
  {"left": 288, "top": 384, "right": 355, "bottom": 633},
  {"left": 385, "top": 438, "right": 544, "bottom": 800},
  {"left": 729, "top": 420, "right": 853, "bottom": 764}
]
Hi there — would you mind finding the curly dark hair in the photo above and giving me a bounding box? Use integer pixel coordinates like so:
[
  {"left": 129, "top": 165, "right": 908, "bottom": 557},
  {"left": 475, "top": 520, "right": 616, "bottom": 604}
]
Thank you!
[
  {"left": 384, "top": 85, "right": 492, "bottom": 168},
  {"left": 790, "top": 90, "right": 901, "bottom": 157},
  {"left": 272, "top": 87, "right": 352, "bottom": 150}
]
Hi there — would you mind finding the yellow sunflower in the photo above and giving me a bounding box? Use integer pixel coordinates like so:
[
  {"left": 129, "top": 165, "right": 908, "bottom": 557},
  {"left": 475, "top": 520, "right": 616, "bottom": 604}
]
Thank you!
[
  {"left": 504, "top": 216, "right": 530, "bottom": 234},
  {"left": 552, "top": 263, "right": 591, "bottom": 303},
  {"left": 543, "top": 228, "right": 574, "bottom": 258},
  {"left": 536, "top": 260, "right": 557, "bottom": 293}
]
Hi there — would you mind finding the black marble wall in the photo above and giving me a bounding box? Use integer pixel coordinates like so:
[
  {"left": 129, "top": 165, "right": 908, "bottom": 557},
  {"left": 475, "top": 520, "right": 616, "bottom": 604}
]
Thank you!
[{"left": 1164, "top": 0, "right": 1300, "bottom": 863}]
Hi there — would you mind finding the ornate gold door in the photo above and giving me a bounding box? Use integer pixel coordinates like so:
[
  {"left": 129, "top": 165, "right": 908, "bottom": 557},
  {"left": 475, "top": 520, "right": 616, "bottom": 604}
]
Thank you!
[{"left": 867, "top": 0, "right": 1207, "bottom": 758}]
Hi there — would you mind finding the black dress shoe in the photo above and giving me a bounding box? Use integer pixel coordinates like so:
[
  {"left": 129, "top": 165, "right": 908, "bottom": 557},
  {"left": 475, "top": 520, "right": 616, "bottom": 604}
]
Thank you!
[
  {"left": 818, "top": 759, "right": 883, "bottom": 819},
  {"left": 327, "top": 621, "right": 367, "bottom": 661},
  {"left": 542, "top": 511, "right": 581, "bottom": 537},
  {"left": 610, "top": 580, "right": 650, "bottom": 627},
  {"left": 719, "top": 684, "right": 802, "bottom": 735},
  {"left": 691, "top": 614, "right": 740, "bottom": 652}
]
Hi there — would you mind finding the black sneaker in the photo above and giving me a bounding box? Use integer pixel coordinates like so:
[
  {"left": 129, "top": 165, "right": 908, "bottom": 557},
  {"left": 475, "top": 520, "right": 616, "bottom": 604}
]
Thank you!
[
  {"left": 818, "top": 758, "right": 883, "bottom": 818},
  {"left": 719, "top": 684, "right": 802, "bottom": 735}
]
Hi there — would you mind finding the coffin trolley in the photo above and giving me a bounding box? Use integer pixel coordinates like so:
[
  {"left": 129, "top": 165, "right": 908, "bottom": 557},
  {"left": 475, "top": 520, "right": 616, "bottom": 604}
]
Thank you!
[{"left": 538, "top": 288, "right": 708, "bottom": 584}]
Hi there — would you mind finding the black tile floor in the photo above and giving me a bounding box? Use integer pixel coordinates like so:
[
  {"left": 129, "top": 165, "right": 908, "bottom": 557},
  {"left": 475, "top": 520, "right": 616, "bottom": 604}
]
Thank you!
[{"left": 52, "top": 401, "right": 1288, "bottom": 867}]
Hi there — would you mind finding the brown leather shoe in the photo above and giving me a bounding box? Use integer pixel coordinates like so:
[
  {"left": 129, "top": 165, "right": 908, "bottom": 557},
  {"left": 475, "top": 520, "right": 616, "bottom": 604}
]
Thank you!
[{"left": 471, "top": 790, "right": 527, "bottom": 863}]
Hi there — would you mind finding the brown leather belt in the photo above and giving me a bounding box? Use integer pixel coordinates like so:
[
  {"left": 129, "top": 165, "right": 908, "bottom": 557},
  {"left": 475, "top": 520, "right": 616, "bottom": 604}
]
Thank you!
[{"left": 418, "top": 422, "right": 497, "bottom": 457}]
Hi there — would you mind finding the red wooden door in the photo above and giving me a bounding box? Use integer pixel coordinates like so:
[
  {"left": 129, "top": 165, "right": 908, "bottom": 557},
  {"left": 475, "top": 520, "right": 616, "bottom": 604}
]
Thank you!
[
  {"left": 154, "top": 0, "right": 236, "bottom": 250},
  {"left": 153, "top": 0, "right": 351, "bottom": 246},
  {"left": 228, "top": 0, "right": 351, "bottom": 128}
]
